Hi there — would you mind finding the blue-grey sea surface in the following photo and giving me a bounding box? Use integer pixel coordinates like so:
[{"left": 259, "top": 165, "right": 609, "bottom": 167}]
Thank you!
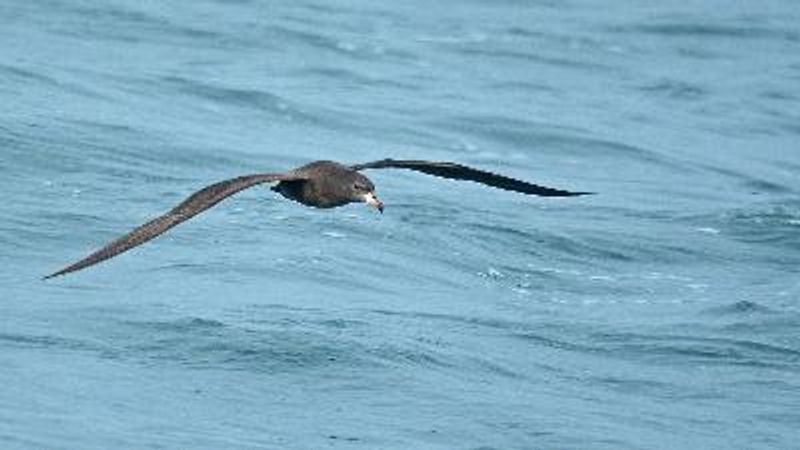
[{"left": 1, "top": 1, "right": 799, "bottom": 449}]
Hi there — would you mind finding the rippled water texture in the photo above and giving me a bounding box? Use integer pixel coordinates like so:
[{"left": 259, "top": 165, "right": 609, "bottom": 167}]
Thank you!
[{"left": 1, "top": 1, "right": 799, "bottom": 449}]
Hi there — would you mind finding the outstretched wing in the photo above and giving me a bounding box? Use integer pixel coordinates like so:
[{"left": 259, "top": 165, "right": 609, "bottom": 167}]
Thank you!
[
  {"left": 44, "top": 172, "right": 299, "bottom": 279},
  {"left": 351, "top": 159, "right": 591, "bottom": 197}
]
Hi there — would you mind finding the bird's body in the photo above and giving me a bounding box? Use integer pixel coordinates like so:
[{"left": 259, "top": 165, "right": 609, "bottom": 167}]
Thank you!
[
  {"left": 44, "top": 158, "right": 590, "bottom": 279},
  {"left": 270, "top": 160, "right": 374, "bottom": 209}
]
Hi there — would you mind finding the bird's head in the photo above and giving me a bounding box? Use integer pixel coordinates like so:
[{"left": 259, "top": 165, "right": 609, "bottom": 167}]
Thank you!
[{"left": 350, "top": 173, "right": 383, "bottom": 213}]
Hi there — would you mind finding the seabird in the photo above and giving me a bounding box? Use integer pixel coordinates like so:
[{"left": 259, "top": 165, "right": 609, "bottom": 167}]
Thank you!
[{"left": 44, "top": 159, "right": 590, "bottom": 279}]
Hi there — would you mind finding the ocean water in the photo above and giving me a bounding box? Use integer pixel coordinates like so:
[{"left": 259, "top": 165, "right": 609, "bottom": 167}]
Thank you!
[{"left": 2, "top": 0, "right": 799, "bottom": 448}]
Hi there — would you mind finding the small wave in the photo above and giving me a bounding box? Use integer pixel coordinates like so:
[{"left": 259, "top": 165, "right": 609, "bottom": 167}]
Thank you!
[
  {"left": 297, "top": 66, "right": 416, "bottom": 90},
  {"left": 51, "top": 2, "right": 226, "bottom": 44},
  {"left": 368, "top": 308, "right": 525, "bottom": 333},
  {"left": 367, "top": 343, "right": 453, "bottom": 370},
  {"left": 639, "top": 79, "right": 708, "bottom": 101},
  {"left": 591, "top": 331, "right": 800, "bottom": 369},
  {"left": 702, "top": 300, "right": 775, "bottom": 316},
  {"left": 0, "top": 331, "right": 104, "bottom": 353},
  {"left": 104, "top": 315, "right": 378, "bottom": 373},
  {"left": 719, "top": 202, "right": 800, "bottom": 251},
  {"left": 619, "top": 22, "right": 799, "bottom": 41},
  {"left": 514, "top": 331, "right": 590, "bottom": 353},
  {"left": 0, "top": 63, "right": 61, "bottom": 86},
  {"left": 159, "top": 76, "right": 298, "bottom": 116},
  {"left": 455, "top": 46, "right": 609, "bottom": 71},
  {"left": 435, "top": 114, "right": 688, "bottom": 172},
  {"left": 124, "top": 317, "right": 227, "bottom": 332},
  {"left": 694, "top": 163, "right": 795, "bottom": 195},
  {"left": 266, "top": 24, "right": 399, "bottom": 60}
]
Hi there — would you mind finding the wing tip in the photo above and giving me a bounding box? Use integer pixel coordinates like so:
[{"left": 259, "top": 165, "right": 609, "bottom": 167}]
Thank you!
[
  {"left": 42, "top": 265, "right": 76, "bottom": 280},
  {"left": 538, "top": 188, "right": 595, "bottom": 197},
  {"left": 42, "top": 270, "right": 64, "bottom": 281},
  {"left": 43, "top": 260, "right": 89, "bottom": 280}
]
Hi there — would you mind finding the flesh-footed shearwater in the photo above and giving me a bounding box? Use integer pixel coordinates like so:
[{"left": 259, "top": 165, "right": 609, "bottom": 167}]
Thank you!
[{"left": 44, "top": 159, "right": 590, "bottom": 279}]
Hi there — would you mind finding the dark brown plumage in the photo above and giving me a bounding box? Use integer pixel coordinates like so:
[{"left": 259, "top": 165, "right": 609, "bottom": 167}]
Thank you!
[{"left": 44, "top": 159, "right": 590, "bottom": 279}]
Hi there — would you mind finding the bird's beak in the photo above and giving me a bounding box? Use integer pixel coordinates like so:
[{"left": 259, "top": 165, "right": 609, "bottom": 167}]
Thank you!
[{"left": 364, "top": 192, "right": 384, "bottom": 213}]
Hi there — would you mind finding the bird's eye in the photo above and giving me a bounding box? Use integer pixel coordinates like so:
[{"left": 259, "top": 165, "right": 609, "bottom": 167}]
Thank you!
[{"left": 353, "top": 183, "right": 363, "bottom": 191}]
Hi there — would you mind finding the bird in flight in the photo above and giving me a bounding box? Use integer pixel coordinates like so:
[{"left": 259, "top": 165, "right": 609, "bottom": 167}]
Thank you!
[{"left": 44, "top": 159, "right": 591, "bottom": 279}]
